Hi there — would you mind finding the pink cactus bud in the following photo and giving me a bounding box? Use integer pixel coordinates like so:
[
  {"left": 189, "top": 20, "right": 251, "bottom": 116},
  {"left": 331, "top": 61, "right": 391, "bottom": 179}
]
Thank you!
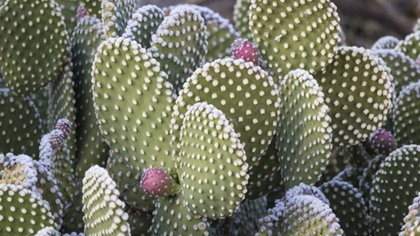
[
  {"left": 231, "top": 38, "right": 260, "bottom": 66},
  {"left": 55, "top": 119, "right": 71, "bottom": 139},
  {"left": 370, "top": 128, "right": 397, "bottom": 155},
  {"left": 77, "top": 4, "right": 88, "bottom": 22},
  {"left": 140, "top": 167, "right": 180, "bottom": 197},
  {"left": 49, "top": 129, "right": 67, "bottom": 150}
]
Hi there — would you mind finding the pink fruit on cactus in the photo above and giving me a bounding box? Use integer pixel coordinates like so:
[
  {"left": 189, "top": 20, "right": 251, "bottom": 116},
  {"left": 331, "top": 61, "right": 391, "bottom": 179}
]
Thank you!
[
  {"left": 370, "top": 128, "right": 397, "bottom": 155},
  {"left": 77, "top": 4, "right": 88, "bottom": 21},
  {"left": 140, "top": 167, "right": 180, "bottom": 197},
  {"left": 231, "top": 38, "right": 260, "bottom": 66}
]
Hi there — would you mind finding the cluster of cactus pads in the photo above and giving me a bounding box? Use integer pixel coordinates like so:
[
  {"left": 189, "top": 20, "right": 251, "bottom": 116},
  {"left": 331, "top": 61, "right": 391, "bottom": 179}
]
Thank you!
[{"left": 1, "top": 0, "right": 420, "bottom": 235}]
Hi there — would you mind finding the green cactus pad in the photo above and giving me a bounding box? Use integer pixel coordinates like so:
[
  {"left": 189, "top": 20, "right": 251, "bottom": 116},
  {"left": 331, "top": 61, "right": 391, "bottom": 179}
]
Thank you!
[
  {"left": 245, "top": 135, "right": 284, "bottom": 200},
  {"left": 80, "top": 0, "right": 101, "bottom": 18},
  {"left": 0, "top": 0, "right": 71, "bottom": 96},
  {"left": 60, "top": 179, "right": 84, "bottom": 233},
  {"left": 233, "top": 0, "right": 252, "bottom": 40},
  {"left": 148, "top": 5, "right": 208, "bottom": 94},
  {"left": 395, "top": 31, "right": 420, "bottom": 61},
  {"left": 125, "top": 207, "right": 153, "bottom": 236},
  {"left": 101, "top": 0, "right": 136, "bottom": 38},
  {"left": 400, "top": 191, "right": 420, "bottom": 235},
  {"left": 315, "top": 46, "right": 393, "bottom": 146},
  {"left": 358, "top": 154, "right": 386, "bottom": 207},
  {"left": 188, "top": 5, "right": 239, "bottom": 62},
  {"left": 277, "top": 69, "right": 332, "bottom": 189},
  {"left": 320, "top": 180, "right": 371, "bottom": 235},
  {"left": 30, "top": 87, "right": 51, "bottom": 132},
  {"left": 226, "top": 196, "right": 267, "bottom": 236},
  {"left": 257, "top": 194, "right": 343, "bottom": 235},
  {"left": 82, "top": 165, "right": 131, "bottom": 235},
  {"left": 48, "top": 60, "right": 76, "bottom": 159},
  {"left": 393, "top": 81, "right": 420, "bottom": 146},
  {"left": 122, "top": 5, "right": 165, "bottom": 49},
  {"left": 371, "top": 35, "right": 400, "bottom": 50},
  {"left": 331, "top": 167, "right": 364, "bottom": 189},
  {"left": 172, "top": 57, "right": 280, "bottom": 169},
  {"left": 318, "top": 146, "right": 352, "bottom": 184},
  {"left": 0, "top": 153, "right": 39, "bottom": 192},
  {"left": 1, "top": 152, "right": 64, "bottom": 224},
  {"left": 92, "top": 36, "right": 175, "bottom": 173},
  {"left": 178, "top": 102, "right": 249, "bottom": 218},
  {"left": 150, "top": 194, "right": 210, "bottom": 236},
  {"left": 35, "top": 226, "right": 60, "bottom": 236},
  {"left": 370, "top": 145, "right": 420, "bottom": 235},
  {"left": 0, "top": 88, "right": 43, "bottom": 158},
  {"left": 0, "top": 184, "right": 57, "bottom": 235},
  {"left": 249, "top": 0, "right": 341, "bottom": 78},
  {"left": 72, "top": 16, "right": 108, "bottom": 178},
  {"left": 372, "top": 49, "right": 420, "bottom": 95},
  {"left": 106, "top": 150, "right": 155, "bottom": 211},
  {"left": 56, "top": 0, "right": 79, "bottom": 35}
]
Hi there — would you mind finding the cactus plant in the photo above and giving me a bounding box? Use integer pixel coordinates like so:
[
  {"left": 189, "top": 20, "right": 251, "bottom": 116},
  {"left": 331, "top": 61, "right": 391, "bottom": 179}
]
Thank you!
[{"left": 1, "top": 0, "right": 420, "bottom": 235}]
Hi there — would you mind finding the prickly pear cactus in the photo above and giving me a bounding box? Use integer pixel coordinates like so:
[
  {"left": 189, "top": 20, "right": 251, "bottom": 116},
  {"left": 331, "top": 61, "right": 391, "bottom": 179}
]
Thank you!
[
  {"left": 370, "top": 145, "right": 420, "bottom": 235},
  {"left": 82, "top": 165, "right": 131, "bottom": 235},
  {"left": 0, "top": 0, "right": 71, "bottom": 96},
  {"left": 249, "top": 0, "right": 341, "bottom": 77}
]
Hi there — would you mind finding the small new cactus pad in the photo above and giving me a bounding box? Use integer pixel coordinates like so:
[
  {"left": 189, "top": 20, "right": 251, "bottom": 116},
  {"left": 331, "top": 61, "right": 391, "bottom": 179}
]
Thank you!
[
  {"left": 122, "top": 5, "right": 165, "bottom": 49},
  {"left": 283, "top": 183, "right": 330, "bottom": 205},
  {"left": 178, "top": 102, "right": 249, "bottom": 218},
  {"left": 0, "top": 88, "right": 43, "bottom": 158},
  {"left": 101, "top": 0, "right": 136, "bottom": 38},
  {"left": 80, "top": 0, "right": 101, "bottom": 18},
  {"left": 0, "top": 0, "right": 71, "bottom": 96},
  {"left": 257, "top": 194, "right": 343, "bottom": 235},
  {"left": 370, "top": 145, "right": 420, "bottom": 235},
  {"left": 71, "top": 15, "right": 108, "bottom": 178},
  {"left": 148, "top": 6, "right": 208, "bottom": 94},
  {"left": 372, "top": 49, "right": 420, "bottom": 94},
  {"left": 393, "top": 81, "right": 420, "bottom": 146},
  {"left": 140, "top": 167, "right": 180, "bottom": 197},
  {"left": 315, "top": 46, "right": 393, "bottom": 146},
  {"left": 400, "top": 191, "right": 420, "bottom": 235},
  {"left": 277, "top": 69, "right": 332, "bottom": 189},
  {"left": 371, "top": 35, "right": 400, "bottom": 50},
  {"left": 320, "top": 180, "right": 371, "bottom": 235},
  {"left": 0, "top": 184, "right": 57, "bottom": 235},
  {"left": 172, "top": 58, "right": 280, "bottom": 169},
  {"left": 35, "top": 226, "right": 60, "bottom": 236},
  {"left": 395, "top": 31, "right": 420, "bottom": 61},
  {"left": 92, "top": 36, "right": 175, "bottom": 172},
  {"left": 233, "top": 0, "right": 252, "bottom": 40},
  {"left": 48, "top": 60, "right": 76, "bottom": 158},
  {"left": 150, "top": 194, "right": 210, "bottom": 236},
  {"left": 231, "top": 38, "right": 259, "bottom": 65},
  {"left": 249, "top": 0, "right": 341, "bottom": 78},
  {"left": 369, "top": 128, "right": 397, "bottom": 155},
  {"left": 82, "top": 165, "right": 131, "bottom": 235}
]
